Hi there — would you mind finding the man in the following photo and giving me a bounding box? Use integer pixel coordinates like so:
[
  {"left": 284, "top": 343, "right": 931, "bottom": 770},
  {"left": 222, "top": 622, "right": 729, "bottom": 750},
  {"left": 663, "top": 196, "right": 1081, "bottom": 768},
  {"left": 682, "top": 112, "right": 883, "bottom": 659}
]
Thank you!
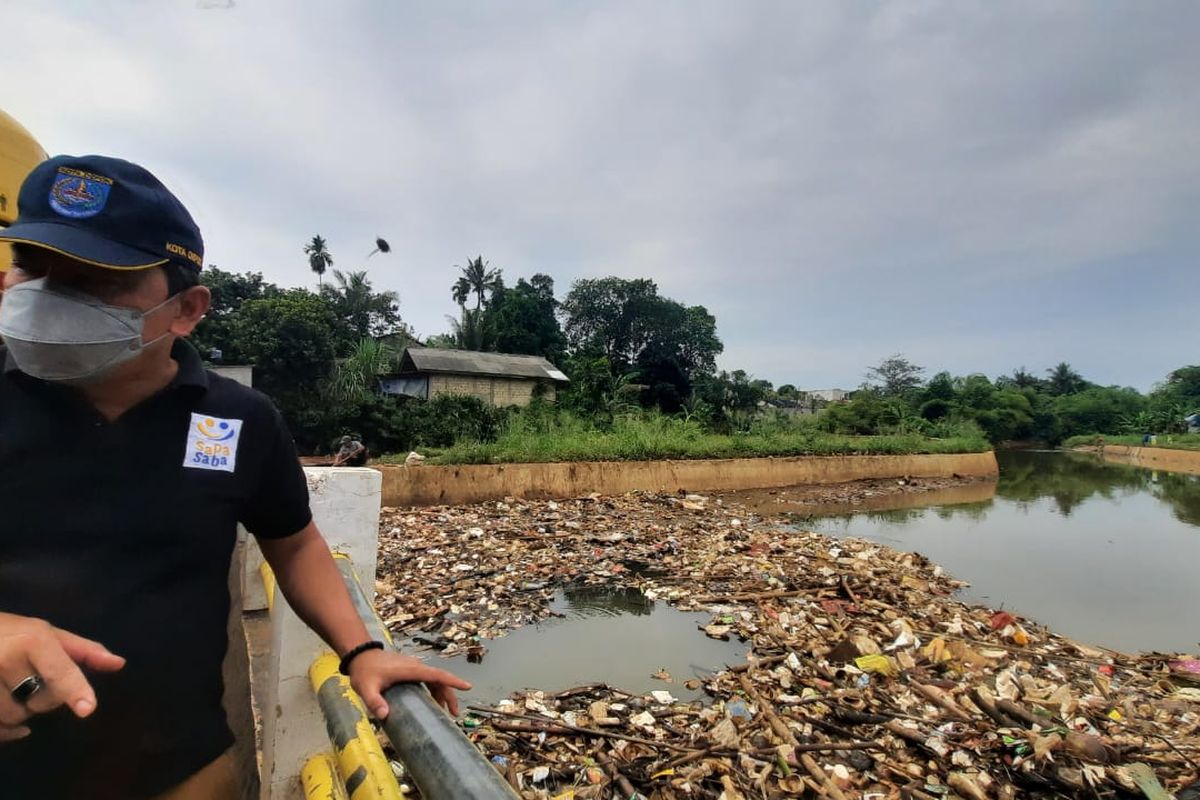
[
  {"left": 0, "top": 156, "right": 469, "bottom": 799},
  {"left": 332, "top": 434, "right": 368, "bottom": 466}
]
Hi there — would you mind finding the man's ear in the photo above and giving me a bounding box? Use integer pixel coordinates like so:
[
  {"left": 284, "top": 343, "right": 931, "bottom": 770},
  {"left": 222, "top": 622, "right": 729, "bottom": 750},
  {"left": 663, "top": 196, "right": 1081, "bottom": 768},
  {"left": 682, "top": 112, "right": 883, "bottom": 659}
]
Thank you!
[{"left": 169, "top": 285, "right": 212, "bottom": 337}]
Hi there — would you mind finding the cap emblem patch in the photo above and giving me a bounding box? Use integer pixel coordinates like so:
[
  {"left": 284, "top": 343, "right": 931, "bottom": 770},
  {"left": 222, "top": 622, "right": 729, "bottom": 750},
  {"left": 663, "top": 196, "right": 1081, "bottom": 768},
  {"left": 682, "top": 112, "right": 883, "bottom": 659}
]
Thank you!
[{"left": 48, "top": 167, "right": 113, "bottom": 219}]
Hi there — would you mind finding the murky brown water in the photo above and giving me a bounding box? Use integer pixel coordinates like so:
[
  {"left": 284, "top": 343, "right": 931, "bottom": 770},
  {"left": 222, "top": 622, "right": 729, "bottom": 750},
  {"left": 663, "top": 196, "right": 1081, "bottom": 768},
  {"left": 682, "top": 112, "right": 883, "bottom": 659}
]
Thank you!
[
  {"left": 427, "top": 585, "right": 748, "bottom": 708},
  {"left": 802, "top": 450, "right": 1200, "bottom": 654}
]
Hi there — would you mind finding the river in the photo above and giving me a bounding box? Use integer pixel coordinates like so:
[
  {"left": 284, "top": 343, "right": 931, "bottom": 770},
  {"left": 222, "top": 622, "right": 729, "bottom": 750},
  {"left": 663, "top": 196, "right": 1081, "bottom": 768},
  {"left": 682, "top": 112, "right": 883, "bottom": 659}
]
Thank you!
[
  {"left": 433, "top": 450, "right": 1199, "bottom": 706},
  {"left": 803, "top": 449, "right": 1200, "bottom": 654}
]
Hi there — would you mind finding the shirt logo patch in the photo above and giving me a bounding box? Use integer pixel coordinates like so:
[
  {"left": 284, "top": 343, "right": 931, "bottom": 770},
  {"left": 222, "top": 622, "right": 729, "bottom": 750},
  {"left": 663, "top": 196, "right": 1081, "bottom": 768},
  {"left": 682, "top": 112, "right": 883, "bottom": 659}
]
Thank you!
[
  {"left": 183, "top": 413, "right": 242, "bottom": 473},
  {"left": 48, "top": 167, "right": 113, "bottom": 219}
]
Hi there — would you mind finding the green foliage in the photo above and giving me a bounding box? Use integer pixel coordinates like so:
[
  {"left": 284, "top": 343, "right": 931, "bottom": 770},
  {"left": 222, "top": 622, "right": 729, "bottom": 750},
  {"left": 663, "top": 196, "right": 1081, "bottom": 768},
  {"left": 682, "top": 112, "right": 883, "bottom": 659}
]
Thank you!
[
  {"left": 691, "top": 369, "right": 771, "bottom": 431},
  {"left": 1045, "top": 362, "right": 1089, "bottom": 396},
  {"left": 386, "top": 407, "right": 989, "bottom": 465},
  {"left": 864, "top": 354, "right": 925, "bottom": 396},
  {"left": 817, "top": 356, "right": 1187, "bottom": 446},
  {"left": 1049, "top": 386, "right": 1144, "bottom": 440},
  {"left": 230, "top": 289, "right": 339, "bottom": 408},
  {"left": 304, "top": 235, "right": 333, "bottom": 287},
  {"left": 561, "top": 276, "right": 722, "bottom": 412},
  {"left": 326, "top": 338, "right": 402, "bottom": 405},
  {"left": 191, "top": 266, "right": 281, "bottom": 361},
  {"left": 1062, "top": 433, "right": 1200, "bottom": 451},
  {"left": 486, "top": 275, "right": 565, "bottom": 362},
  {"left": 320, "top": 270, "right": 404, "bottom": 343},
  {"left": 452, "top": 255, "right": 502, "bottom": 311}
]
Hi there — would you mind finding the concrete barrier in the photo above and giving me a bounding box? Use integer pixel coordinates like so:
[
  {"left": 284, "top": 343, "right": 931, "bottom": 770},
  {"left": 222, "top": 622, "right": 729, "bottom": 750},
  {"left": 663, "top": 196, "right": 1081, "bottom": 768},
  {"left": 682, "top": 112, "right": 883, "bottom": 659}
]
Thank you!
[
  {"left": 1098, "top": 445, "right": 1200, "bottom": 476},
  {"left": 259, "top": 467, "right": 383, "bottom": 800},
  {"left": 376, "top": 451, "right": 998, "bottom": 507}
]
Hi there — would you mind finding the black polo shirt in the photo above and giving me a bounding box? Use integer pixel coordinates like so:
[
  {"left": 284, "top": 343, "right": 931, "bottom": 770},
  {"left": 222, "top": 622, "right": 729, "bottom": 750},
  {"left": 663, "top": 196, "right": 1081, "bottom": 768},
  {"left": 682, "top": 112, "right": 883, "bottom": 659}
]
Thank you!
[{"left": 0, "top": 340, "right": 311, "bottom": 799}]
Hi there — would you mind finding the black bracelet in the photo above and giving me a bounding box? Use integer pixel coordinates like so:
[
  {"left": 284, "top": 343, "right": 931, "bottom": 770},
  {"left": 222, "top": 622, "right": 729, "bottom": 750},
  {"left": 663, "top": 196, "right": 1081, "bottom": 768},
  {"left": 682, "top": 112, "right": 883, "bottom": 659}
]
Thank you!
[{"left": 339, "top": 640, "right": 385, "bottom": 675}]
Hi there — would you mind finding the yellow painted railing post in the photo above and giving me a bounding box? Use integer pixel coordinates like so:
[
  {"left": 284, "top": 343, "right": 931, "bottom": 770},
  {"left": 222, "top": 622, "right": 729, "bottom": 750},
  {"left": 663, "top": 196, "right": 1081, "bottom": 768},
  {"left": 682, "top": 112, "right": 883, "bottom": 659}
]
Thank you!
[
  {"left": 309, "top": 653, "right": 405, "bottom": 800},
  {"left": 301, "top": 753, "right": 351, "bottom": 800}
]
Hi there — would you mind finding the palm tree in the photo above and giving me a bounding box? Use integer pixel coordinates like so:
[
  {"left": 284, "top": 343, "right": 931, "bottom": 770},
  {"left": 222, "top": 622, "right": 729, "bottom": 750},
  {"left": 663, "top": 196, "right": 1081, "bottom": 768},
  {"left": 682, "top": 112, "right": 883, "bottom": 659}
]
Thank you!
[
  {"left": 329, "top": 269, "right": 400, "bottom": 339},
  {"left": 304, "top": 235, "right": 333, "bottom": 288},
  {"left": 445, "top": 309, "right": 487, "bottom": 351},
  {"left": 452, "top": 255, "right": 502, "bottom": 310},
  {"left": 1046, "top": 362, "right": 1086, "bottom": 396},
  {"left": 1011, "top": 366, "right": 1041, "bottom": 390}
]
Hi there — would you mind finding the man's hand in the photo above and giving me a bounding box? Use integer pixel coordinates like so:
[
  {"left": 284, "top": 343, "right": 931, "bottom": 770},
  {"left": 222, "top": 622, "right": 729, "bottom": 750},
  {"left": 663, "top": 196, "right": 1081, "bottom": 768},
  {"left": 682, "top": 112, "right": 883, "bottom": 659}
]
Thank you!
[
  {"left": 347, "top": 649, "right": 471, "bottom": 719},
  {"left": 0, "top": 613, "right": 125, "bottom": 742}
]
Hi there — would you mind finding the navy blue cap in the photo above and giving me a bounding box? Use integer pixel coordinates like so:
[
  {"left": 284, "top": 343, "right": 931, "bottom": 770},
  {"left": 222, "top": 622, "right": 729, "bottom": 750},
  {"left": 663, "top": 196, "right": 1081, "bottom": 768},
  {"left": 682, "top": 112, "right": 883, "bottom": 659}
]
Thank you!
[{"left": 0, "top": 155, "right": 203, "bottom": 272}]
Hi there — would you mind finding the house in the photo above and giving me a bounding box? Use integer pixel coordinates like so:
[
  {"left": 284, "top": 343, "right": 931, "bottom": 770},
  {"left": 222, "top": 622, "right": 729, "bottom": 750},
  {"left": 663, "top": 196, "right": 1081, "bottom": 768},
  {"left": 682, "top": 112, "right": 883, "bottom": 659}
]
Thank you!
[
  {"left": 803, "top": 388, "right": 850, "bottom": 403},
  {"left": 380, "top": 347, "right": 569, "bottom": 407},
  {"left": 1186, "top": 413, "right": 1199, "bottom": 434}
]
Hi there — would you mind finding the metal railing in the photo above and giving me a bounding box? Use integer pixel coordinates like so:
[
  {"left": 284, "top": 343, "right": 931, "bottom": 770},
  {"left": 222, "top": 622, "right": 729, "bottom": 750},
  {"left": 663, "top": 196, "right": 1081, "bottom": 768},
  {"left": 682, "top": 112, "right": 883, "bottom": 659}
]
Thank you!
[
  {"left": 333, "top": 555, "right": 518, "bottom": 799},
  {"left": 262, "top": 555, "right": 518, "bottom": 799}
]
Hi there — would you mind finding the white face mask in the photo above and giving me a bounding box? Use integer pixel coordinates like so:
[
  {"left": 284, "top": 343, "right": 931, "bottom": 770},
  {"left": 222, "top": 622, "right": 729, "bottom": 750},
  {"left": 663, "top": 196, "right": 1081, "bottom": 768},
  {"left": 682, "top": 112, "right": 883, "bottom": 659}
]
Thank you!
[{"left": 0, "top": 277, "right": 177, "bottom": 384}]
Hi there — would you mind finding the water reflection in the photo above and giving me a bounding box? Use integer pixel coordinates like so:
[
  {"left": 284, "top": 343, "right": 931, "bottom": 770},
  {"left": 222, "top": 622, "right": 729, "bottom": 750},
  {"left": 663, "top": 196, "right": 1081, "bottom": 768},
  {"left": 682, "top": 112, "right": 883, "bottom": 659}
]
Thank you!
[
  {"left": 806, "top": 451, "right": 1200, "bottom": 653},
  {"left": 432, "top": 586, "right": 749, "bottom": 707},
  {"left": 1001, "top": 451, "right": 1200, "bottom": 525},
  {"left": 560, "top": 585, "right": 655, "bottom": 618}
]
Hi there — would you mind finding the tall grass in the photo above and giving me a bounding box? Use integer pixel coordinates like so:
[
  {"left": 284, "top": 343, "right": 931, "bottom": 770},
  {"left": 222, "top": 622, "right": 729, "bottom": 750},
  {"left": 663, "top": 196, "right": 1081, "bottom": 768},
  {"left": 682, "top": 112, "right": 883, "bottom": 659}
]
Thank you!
[
  {"left": 378, "top": 407, "right": 991, "bottom": 465},
  {"left": 1062, "top": 433, "right": 1200, "bottom": 452}
]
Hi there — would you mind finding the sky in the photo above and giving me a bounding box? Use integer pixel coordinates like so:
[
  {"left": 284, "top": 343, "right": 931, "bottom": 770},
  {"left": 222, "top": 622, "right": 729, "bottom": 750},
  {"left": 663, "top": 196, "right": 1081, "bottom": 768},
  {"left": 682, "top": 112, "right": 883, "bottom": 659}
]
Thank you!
[{"left": 5, "top": 1, "right": 1197, "bottom": 392}]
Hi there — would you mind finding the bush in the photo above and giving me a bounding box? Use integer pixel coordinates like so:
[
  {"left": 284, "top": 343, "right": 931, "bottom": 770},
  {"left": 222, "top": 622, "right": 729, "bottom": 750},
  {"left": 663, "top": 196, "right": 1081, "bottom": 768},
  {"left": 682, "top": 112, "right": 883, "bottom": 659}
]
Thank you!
[
  {"left": 297, "top": 393, "right": 512, "bottom": 456},
  {"left": 377, "top": 407, "right": 990, "bottom": 464}
]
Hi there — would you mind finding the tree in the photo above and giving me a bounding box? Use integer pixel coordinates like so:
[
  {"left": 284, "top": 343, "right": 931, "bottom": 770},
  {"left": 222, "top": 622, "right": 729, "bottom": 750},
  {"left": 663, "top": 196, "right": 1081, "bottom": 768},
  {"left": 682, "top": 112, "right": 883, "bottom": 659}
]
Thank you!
[
  {"left": 445, "top": 308, "right": 489, "bottom": 351},
  {"left": 561, "top": 277, "right": 661, "bottom": 367},
  {"left": 1010, "top": 366, "right": 1042, "bottom": 390},
  {"left": 304, "top": 235, "right": 334, "bottom": 288},
  {"left": 487, "top": 274, "right": 566, "bottom": 362},
  {"left": 562, "top": 277, "right": 723, "bottom": 412},
  {"left": 865, "top": 354, "right": 925, "bottom": 396},
  {"left": 693, "top": 370, "right": 768, "bottom": 430},
  {"left": 452, "top": 256, "right": 503, "bottom": 311},
  {"left": 229, "top": 289, "right": 339, "bottom": 413},
  {"left": 1051, "top": 386, "right": 1145, "bottom": 438},
  {"left": 320, "top": 269, "right": 403, "bottom": 344},
  {"left": 1045, "top": 362, "right": 1087, "bottom": 396},
  {"left": 191, "top": 266, "right": 280, "bottom": 362}
]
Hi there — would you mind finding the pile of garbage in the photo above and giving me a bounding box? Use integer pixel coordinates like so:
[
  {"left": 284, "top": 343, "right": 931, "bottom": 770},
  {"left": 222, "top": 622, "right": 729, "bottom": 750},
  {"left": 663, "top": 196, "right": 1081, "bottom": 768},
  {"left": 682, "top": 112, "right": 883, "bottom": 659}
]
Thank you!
[{"left": 376, "top": 493, "right": 1200, "bottom": 799}]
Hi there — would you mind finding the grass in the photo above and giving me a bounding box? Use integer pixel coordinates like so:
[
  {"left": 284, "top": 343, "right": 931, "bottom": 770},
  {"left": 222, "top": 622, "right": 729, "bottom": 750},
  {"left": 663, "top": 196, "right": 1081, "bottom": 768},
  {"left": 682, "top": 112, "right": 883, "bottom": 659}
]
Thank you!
[
  {"left": 1063, "top": 433, "right": 1200, "bottom": 452},
  {"left": 377, "top": 412, "right": 992, "bottom": 465}
]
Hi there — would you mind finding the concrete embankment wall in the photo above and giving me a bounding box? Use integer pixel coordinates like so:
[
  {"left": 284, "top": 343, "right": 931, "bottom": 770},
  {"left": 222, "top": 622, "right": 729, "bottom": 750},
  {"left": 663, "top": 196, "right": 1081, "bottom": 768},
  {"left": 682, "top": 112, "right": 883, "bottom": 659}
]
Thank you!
[
  {"left": 1098, "top": 445, "right": 1200, "bottom": 477},
  {"left": 376, "top": 451, "right": 999, "bottom": 508}
]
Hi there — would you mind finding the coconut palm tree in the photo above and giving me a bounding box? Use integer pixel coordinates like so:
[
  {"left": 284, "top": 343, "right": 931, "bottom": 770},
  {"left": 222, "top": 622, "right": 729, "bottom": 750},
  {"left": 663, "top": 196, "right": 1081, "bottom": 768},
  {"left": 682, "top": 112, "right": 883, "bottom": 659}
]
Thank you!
[
  {"left": 1046, "top": 362, "right": 1086, "bottom": 396},
  {"left": 328, "top": 269, "right": 400, "bottom": 339},
  {"left": 452, "top": 256, "right": 502, "bottom": 310},
  {"left": 304, "top": 235, "right": 333, "bottom": 288}
]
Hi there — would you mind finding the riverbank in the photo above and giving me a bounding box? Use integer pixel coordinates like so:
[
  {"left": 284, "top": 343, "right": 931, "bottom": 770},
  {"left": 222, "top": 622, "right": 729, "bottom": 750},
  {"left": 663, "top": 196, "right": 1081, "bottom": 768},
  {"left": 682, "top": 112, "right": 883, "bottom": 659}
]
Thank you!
[
  {"left": 375, "top": 492, "right": 1198, "bottom": 799},
  {"left": 1064, "top": 434, "right": 1200, "bottom": 451},
  {"left": 720, "top": 474, "right": 997, "bottom": 519},
  {"left": 1071, "top": 443, "right": 1200, "bottom": 477},
  {"left": 378, "top": 426, "right": 991, "bottom": 466},
  {"left": 375, "top": 451, "right": 998, "bottom": 507}
]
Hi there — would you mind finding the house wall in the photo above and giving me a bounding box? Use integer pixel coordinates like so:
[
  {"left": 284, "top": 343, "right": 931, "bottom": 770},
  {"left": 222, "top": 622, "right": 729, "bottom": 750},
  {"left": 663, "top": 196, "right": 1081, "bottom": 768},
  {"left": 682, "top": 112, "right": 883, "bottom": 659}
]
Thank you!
[{"left": 428, "top": 374, "right": 556, "bottom": 407}]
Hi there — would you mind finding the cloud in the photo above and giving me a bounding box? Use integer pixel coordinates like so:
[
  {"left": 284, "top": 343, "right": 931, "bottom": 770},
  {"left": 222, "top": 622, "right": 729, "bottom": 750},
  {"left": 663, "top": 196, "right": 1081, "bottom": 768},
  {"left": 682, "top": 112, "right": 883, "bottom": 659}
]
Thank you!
[{"left": 5, "top": 1, "right": 1197, "bottom": 391}]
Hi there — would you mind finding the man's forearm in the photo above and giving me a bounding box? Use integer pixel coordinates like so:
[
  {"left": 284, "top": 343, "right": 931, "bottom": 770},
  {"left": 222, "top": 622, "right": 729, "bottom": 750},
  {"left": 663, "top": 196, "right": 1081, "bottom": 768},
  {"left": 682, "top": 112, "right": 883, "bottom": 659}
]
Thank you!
[{"left": 258, "top": 523, "right": 372, "bottom": 656}]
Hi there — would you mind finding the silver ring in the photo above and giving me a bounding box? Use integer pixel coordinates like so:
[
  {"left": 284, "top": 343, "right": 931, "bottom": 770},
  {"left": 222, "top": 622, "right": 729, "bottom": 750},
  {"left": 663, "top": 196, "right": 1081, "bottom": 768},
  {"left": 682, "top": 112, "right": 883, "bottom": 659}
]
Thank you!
[{"left": 10, "top": 675, "right": 43, "bottom": 704}]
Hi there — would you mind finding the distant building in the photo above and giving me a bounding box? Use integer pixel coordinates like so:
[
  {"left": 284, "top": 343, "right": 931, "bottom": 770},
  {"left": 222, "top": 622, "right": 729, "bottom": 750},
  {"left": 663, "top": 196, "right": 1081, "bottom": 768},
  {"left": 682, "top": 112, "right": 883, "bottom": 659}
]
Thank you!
[
  {"left": 803, "top": 388, "right": 850, "bottom": 403},
  {"left": 380, "top": 347, "right": 569, "bottom": 407},
  {"left": 1186, "top": 413, "right": 1199, "bottom": 434}
]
